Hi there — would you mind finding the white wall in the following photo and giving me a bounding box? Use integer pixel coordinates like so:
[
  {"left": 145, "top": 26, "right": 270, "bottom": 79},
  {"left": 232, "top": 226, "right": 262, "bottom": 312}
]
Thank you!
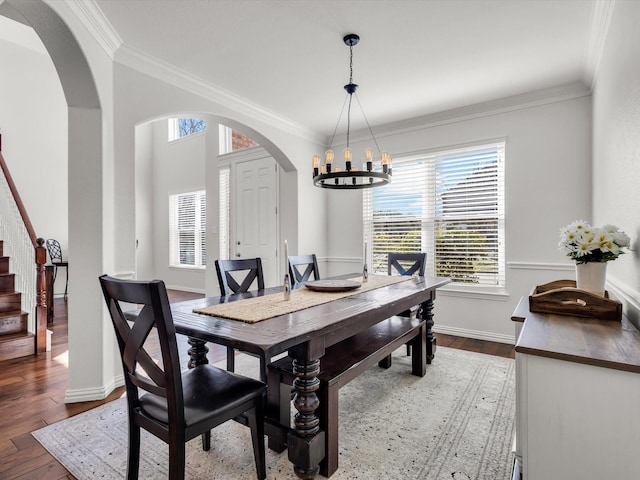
[
  {"left": 150, "top": 120, "right": 207, "bottom": 292},
  {"left": 0, "top": 17, "right": 68, "bottom": 296},
  {"left": 327, "top": 94, "right": 593, "bottom": 342},
  {"left": 592, "top": 0, "right": 640, "bottom": 329}
]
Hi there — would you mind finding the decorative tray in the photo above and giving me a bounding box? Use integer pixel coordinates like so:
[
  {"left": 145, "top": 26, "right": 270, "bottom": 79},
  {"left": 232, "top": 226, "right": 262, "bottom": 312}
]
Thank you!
[
  {"left": 529, "top": 280, "right": 622, "bottom": 321},
  {"left": 304, "top": 279, "right": 362, "bottom": 292}
]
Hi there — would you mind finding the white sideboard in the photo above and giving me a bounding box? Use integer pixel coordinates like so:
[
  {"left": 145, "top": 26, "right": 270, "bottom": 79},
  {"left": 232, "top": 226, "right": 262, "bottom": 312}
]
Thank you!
[{"left": 512, "top": 298, "right": 640, "bottom": 480}]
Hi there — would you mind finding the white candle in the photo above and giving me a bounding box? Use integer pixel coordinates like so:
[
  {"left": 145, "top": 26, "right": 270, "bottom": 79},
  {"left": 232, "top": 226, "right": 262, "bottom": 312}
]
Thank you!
[
  {"left": 364, "top": 242, "right": 367, "bottom": 262},
  {"left": 285, "top": 240, "right": 288, "bottom": 263}
]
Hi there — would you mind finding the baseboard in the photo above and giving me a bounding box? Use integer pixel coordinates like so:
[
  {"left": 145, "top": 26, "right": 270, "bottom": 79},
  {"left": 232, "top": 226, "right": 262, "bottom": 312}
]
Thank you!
[
  {"left": 433, "top": 324, "right": 515, "bottom": 345},
  {"left": 64, "top": 374, "right": 124, "bottom": 404}
]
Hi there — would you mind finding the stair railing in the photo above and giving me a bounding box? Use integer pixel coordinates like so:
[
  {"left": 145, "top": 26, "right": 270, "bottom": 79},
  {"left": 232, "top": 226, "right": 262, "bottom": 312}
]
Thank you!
[{"left": 0, "top": 134, "right": 47, "bottom": 353}]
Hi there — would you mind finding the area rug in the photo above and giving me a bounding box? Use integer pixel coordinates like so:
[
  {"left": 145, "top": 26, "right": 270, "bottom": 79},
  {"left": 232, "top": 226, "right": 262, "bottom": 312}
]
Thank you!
[{"left": 32, "top": 347, "right": 515, "bottom": 479}]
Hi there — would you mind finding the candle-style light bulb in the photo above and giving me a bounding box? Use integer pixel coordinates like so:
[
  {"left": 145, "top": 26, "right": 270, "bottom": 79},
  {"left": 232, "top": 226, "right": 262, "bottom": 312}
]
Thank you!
[
  {"left": 365, "top": 148, "right": 373, "bottom": 172},
  {"left": 344, "top": 148, "right": 352, "bottom": 160},
  {"left": 321, "top": 165, "right": 327, "bottom": 174},
  {"left": 325, "top": 150, "right": 334, "bottom": 173},
  {"left": 382, "top": 151, "right": 390, "bottom": 173},
  {"left": 344, "top": 147, "right": 352, "bottom": 171},
  {"left": 312, "top": 155, "right": 320, "bottom": 177}
]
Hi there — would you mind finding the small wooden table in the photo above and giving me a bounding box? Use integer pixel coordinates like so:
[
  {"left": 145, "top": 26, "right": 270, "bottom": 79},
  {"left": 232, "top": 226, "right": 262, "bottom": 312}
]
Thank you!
[{"left": 171, "top": 275, "right": 449, "bottom": 479}]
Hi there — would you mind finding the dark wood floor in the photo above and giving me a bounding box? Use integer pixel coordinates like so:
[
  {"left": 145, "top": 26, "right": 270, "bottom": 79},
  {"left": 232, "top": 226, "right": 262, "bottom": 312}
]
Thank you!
[{"left": 0, "top": 292, "right": 514, "bottom": 479}]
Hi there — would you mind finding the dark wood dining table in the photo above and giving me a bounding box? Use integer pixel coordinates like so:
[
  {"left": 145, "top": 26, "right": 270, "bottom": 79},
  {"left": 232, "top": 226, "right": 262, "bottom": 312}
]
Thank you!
[{"left": 170, "top": 275, "right": 450, "bottom": 479}]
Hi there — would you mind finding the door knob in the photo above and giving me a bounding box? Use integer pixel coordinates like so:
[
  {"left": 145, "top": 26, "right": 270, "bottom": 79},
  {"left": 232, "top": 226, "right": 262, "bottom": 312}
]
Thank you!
[{"left": 236, "top": 253, "right": 241, "bottom": 257}]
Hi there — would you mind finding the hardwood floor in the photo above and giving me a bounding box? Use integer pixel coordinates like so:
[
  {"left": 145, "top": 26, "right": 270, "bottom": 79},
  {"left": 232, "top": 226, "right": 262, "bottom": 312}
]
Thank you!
[{"left": 0, "top": 293, "right": 514, "bottom": 479}]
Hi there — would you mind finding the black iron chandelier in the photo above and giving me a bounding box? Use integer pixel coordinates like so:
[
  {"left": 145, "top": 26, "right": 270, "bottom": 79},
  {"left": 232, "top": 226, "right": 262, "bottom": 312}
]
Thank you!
[{"left": 312, "top": 34, "right": 392, "bottom": 189}]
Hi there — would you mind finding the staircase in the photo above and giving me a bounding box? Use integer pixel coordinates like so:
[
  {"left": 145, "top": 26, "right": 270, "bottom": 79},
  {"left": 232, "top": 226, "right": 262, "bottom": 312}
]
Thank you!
[{"left": 0, "top": 240, "right": 33, "bottom": 361}]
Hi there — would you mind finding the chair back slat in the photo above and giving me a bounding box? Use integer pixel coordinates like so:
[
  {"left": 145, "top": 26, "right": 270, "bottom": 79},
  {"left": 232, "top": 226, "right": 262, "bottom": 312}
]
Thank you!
[
  {"left": 288, "top": 254, "right": 320, "bottom": 286},
  {"left": 99, "top": 275, "right": 184, "bottom": 417},
  {"left": 215, "top": 258, "right": 264, "bottom": 295},
  {"left": 46, "top": 238, "right": 64, "bottom": 262},
  {"left": 387, "top": 252, "right": 427, "bottom": 277}
]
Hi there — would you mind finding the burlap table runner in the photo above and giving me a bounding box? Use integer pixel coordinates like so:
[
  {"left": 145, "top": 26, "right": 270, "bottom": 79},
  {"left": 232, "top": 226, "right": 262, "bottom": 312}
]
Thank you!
[{"left": 193, "top": 275, "right": 413, "bottom": 323}]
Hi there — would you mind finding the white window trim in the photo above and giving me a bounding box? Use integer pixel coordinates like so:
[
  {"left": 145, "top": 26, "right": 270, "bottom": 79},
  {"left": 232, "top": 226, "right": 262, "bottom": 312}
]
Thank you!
[{"left": 169, "top": 189, "right": 207, "bottom": 269}]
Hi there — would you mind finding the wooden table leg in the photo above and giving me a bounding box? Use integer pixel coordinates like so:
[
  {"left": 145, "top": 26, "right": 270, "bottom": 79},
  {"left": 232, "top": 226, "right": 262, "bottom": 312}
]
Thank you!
[
  {"left": 187, "top": 337, "right": 209, "bottom": 369},
  {"left": 287, "top": 354, "right": 325, "bottom": 479},
  {"left": 419, "top": 296, "right": 436, "bottom": 364}
]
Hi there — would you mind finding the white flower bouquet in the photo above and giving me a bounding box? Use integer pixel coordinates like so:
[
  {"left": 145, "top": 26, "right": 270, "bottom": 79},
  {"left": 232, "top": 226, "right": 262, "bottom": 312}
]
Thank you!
[{"left": 559, "top": 220, "right": 630, "bottom": 264}]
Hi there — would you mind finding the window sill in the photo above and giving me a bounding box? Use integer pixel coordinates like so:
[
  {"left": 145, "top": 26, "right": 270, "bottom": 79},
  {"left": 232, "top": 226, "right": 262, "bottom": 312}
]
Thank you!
[
  {"left": 438, "top": 284, "right": 510, "bottom": 301},
  {"left": 168, "top": 265, "right": 206, "bottom": 271}
]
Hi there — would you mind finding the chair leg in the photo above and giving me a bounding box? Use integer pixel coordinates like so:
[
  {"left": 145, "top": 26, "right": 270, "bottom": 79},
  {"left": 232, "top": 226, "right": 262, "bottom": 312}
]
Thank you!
[
  {"left": 248, "top": 402, "right": 267, "bottom": 480},
  {"left": 201, "top": 430, "right": 211, "bottom": 451},
  {"left": 227, "top": 346, "right": 235, "bottom": 372},
  {"left": 127, "top": 422, "right": 141, "bottom": 480},
  {"left": 64, "top": 266, "right": 69, "bottom": 300},
  {"left": 168, "top": 441, "right": 186, "bottom": 480}
]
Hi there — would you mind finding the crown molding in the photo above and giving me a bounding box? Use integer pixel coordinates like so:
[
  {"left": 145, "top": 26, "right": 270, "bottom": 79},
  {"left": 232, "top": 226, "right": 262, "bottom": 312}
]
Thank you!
[
  {"left": 63, "top": 1, "right": 321, "bottom": 144},
  {"left": 63, "top": 0, "right": 121, "bottom": 59},
  {"left": 337, "top": 81, "right": 592, "bottom": 145},
  {"left": 114, "top": 45, "right": 322, "bottom": 144},
  {"left": 584, "top": 0, "right": 616, "bottom": 90}
]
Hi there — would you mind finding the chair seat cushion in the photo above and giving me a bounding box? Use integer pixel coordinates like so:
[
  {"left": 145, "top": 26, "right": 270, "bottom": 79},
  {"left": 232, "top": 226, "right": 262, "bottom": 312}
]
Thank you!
[{"left": 139, "top": 365, "right": 266, "bottom": 427}]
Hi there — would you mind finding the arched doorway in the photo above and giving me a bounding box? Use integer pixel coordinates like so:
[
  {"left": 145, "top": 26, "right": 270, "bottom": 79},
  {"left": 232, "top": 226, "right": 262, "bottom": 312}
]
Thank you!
[{"left": 1, "top": 0, "right": 112, "bottom": 402}]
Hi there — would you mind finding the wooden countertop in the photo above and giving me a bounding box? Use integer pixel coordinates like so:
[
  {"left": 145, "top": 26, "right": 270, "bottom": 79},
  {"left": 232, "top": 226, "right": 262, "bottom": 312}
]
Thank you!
[{"left": 512, "top": 297, "right": 640, "bottom": 373}]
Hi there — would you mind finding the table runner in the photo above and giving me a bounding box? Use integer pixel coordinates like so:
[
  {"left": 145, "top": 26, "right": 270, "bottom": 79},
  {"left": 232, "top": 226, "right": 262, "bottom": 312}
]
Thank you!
[{"left": 193, "top": 275, "right": 413, "bottom": 323}]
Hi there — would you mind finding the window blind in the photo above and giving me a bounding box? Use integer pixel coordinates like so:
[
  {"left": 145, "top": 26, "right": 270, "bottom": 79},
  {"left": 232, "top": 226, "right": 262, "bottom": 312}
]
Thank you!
[
  {"left": 364, "top": 142, "right": 505, "bottom": 287},
  {"left": 219, "top": 166, "right": 231, "bottom": 260},
  {"left": 169, "top": 190, "right": 206, "bottom": 267}
]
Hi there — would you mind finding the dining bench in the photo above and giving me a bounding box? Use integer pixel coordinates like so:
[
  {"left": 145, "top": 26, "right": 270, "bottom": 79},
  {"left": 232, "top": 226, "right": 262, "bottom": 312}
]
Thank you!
[{"left": 267, "top": 314, "right": 426, "bottom": 477}]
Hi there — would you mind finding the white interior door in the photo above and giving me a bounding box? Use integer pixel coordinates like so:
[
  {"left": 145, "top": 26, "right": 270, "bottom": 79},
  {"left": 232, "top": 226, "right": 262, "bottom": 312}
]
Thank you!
[{"left": 234, "top": 156, "right": 279, "bottom": 287}]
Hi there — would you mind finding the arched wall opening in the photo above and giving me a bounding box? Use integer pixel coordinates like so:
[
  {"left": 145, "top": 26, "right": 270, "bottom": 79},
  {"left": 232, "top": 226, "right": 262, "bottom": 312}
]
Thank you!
[
  {"left": 134, "top": 112, "right": 298, "bottom": 295},
  {"left": 1, "top": 0, "right": 112, "bottom": 402}
]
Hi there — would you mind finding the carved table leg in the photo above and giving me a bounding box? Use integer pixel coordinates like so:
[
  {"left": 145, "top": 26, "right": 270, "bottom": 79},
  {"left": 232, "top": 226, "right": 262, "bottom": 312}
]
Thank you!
[
  {"left": 419, "top": 297, "right": 436, "bottom": 364},
  {"left": 287, "top": 357, "right": 325, "bottom": 479},
  {"left": 187, "top": 337, "right": 209, "bottom": 369}
]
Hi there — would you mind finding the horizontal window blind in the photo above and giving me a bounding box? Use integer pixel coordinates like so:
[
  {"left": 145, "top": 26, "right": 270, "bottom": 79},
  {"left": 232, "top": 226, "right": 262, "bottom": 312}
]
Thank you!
[
  {"left": 169, "top": 190, "right": 206, "bottom": 267},
  {"left": 219, "top": 166, "right": 231, "bottom": 260},
  {"left": 364, "top": 142, "right": 505, "bottom": 287}
]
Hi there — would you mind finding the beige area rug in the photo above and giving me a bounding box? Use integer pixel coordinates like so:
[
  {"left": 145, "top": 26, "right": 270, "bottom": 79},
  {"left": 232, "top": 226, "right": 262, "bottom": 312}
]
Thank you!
[{"left": 32, "top": 347, "right": 515, "bottom": 479}]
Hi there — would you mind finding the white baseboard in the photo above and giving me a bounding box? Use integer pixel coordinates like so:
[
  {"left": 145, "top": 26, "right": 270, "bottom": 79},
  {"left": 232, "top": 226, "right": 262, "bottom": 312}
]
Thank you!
[
  {"left": 64, "top": 374, "right": 124, "bottom": 404},
  {"left": 433, "top": 324, "right": 515, "bottom": 345}
]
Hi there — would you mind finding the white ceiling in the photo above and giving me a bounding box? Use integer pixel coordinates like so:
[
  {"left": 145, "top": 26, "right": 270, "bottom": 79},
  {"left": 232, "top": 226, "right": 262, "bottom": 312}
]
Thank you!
[{"left": 10, "top": 0, "right": 603, "bottom": 137}]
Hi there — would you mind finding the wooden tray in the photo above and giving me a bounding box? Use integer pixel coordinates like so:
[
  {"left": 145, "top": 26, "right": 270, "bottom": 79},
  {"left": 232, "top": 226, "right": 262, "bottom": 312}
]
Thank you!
[{"left": 529, "top": 280, "right": 622, "bottom": 321}]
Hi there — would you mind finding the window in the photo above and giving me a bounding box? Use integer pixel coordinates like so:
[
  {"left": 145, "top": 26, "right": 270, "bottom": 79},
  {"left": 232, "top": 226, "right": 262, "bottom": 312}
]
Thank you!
[
  {"left": 363, "top": 142, "right": 505, "bottom": 287},
  {"left": 169, "top": 190, "right": 206, "bottom": 267},
  {"left": 168, "top": 118, "right": 206, "bottom": 141},
  {"left": 218, "top": 125, "right": 259, "bottom": 154},
  {"left": 219, "top": 166, "right": 231, "bottom": 260}
]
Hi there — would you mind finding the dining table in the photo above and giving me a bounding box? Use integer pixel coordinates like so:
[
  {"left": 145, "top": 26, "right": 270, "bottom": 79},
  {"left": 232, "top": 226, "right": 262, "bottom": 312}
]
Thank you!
[{"left": 170, "top": 274, "right": 450, "bottom": 479}]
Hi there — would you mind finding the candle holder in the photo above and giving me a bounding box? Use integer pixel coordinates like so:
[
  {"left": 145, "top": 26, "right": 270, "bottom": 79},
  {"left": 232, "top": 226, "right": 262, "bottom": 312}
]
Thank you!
[
  {"left": 283, "top": 273, "right": 292, "bottom": 300},
  {"left": 362, "top": 262, "right": 368, "bottom": 283}
]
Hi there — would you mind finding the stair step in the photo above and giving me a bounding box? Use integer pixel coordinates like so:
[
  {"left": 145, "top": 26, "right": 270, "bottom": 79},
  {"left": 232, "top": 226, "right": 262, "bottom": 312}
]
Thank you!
[
  {"left": 0, "top": 331, "right": 35, "bottom": 361},
  {"left": 0, "top": 256, "right": 8, "bottom": 275},
  {"left": 0, "top": 273, "right": 15, "bottom": 293},
  {"left": 0, "top": 292, "right": 21, "bottom": 314},
  {"left": 0, "top": 311, "right": 28, "bottom": 335}
]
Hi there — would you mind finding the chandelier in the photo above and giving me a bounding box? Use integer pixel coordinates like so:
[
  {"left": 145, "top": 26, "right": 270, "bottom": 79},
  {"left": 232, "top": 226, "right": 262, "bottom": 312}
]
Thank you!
[{"left": 312, "top": 34, "right": 392, "bottom": 189}]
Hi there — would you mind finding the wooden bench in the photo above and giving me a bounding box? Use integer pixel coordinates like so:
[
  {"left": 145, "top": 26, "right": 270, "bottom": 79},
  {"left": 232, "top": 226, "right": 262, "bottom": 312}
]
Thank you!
[{"left": 267, "top": 315, "right": 426, "bottom": 477}]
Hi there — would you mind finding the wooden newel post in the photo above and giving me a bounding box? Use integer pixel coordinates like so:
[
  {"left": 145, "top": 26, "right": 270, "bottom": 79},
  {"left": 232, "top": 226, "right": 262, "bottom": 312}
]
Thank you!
[{"left": 35, "top": 238, "right": 48, "bottom": 353}]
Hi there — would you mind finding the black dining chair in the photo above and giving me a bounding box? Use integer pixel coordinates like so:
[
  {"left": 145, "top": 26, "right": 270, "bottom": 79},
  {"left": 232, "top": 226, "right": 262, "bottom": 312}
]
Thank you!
[
  {"left": 99, "top": 275, "right": 267, "bottom": 480},
  {"left": 288, "top": 254, "right": 320, "bottom": 287},
  {"left": 385, "top": 252, "right": 428, "bottom": 359},
  {"left": 215, "top": 258, "right": 266, "bottom": 377},
  {"left": 46, "top": 238, "right": 69, "bottom": 300}
]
